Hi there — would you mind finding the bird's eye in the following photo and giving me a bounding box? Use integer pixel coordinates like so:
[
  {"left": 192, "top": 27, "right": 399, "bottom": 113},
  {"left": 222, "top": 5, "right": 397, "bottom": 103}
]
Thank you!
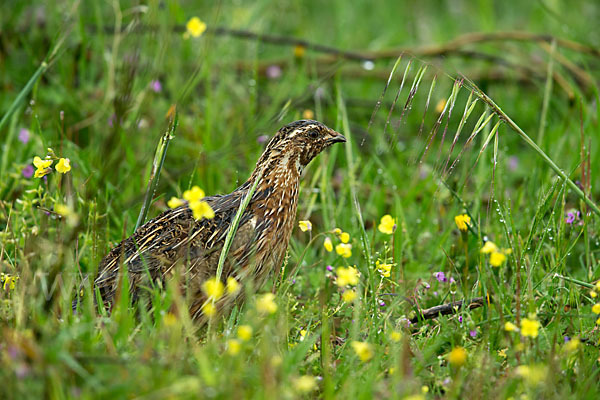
[{"left": 308, "top": 130, "right": 319, "bottom": 139}]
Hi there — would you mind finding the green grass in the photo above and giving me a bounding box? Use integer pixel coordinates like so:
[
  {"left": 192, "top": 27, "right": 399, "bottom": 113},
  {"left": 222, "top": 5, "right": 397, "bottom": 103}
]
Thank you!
[{"left": 1, "top": 1, "right": 600, "bottom": 398}]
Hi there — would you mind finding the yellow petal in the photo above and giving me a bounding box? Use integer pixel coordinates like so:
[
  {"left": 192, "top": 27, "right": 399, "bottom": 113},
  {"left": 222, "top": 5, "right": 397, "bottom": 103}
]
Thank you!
[
  {"left": 447, "top": 347, "right": 467, "bottom": 367},
  {"left": 237, "top": 325, "right": 253, "bottom": 341},
  {"left": 340, "top": 232, "right": 350, "bottom": 243},
  {"left": 226, "top": 276, "right": 240, "bottom": 295},
  {"left": 378, "top": 215, "right": 396, "bottom": 234},
  {"left": 342, "top": 290, "right": 357, "bottom": 303},
  {"left": 183, "top": 186, "right": 205, "bottom": 202},
  {"left": 298, "top": 220, "right": 312, "bottom": 232},
  {"left": 186, "top": 17, "right": 207, "bottom": 38},
  {"left": 335, "top": 243, "right": 352, "bottom": 258},
  {"left": 167, "top": 197, "right": 185, "bottom": 209},
  {"left": 480, "top": 241, "right": 498, "bottom": 254},
  {"left": 202, "top": 277, "right": 224, "bottom": 300},
  {"left": 55, "top": 158, "right": 71, "bottom": 174},
  {"left": 323, "top": 237, "right": 333, "bottom": 252},
  {"left": 33, "top": 156, "right": 53, "bottom": 169}
]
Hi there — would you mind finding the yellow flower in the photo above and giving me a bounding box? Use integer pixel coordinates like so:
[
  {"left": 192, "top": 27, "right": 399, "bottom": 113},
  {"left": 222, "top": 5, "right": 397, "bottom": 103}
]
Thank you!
[
  {"left": 454, "top": 214, "right": 471, "bottom": 232},
  {"left": 339, "top": 232, "right": 350, "bottom": 244},
  {"left": 333, "top": 228, "right": 342, "bottom": 235},
  {"left": 163, "top": 313, "right": 178, "bottom": 327},
  {"left": 520, "top": 318, "right": 540, "bottom": 338},
  {"left": 324, "top": 237, "right": 333, "bottom": 252},
  {"left": 336, "top": 266, "right": 359, "bottom": 287},
  {"left": 563, "top": 338, "right": 580, "bottom": 353},
  {"left": 351, "top": 341, "right": 374, "bottom": 362},
  {"left": 497, "top": 348, "right": 507, "bottom": 358},
  {"left": 201, "top": 302, "right": 216, "bottom": 317},
  {"left": 167, "top": 197, "right": 185, "bottom": 209},
  {"left": 183, "top": 186, "right": 205, "bottom": 202},
  {"left": 591, "top": 290, "right": 598, "bottom": 298},
  {"left": 421, "top": 386, "right": 429, "bottom": 394},
  {"left": 302, "top": 109, "right": 314, "bottom": 120},
  {"left": 33, "top": 156, "right": 53, "bottom": 178},
  {"left": 481, "top": 241, "right": 499, "bottom": 254},
  {"left": 202, "top": 277, "right": 224, "bottom": 300},
  {"left": 1, "top": 274, "right": 19, "bottom": 291},
  {"left": 335, "top": 243, "right": 352, "bottom": 258},
  {"left": 516, "top": 364, "right": 547, "bottom": 386},
  {"left": 596, "top": 317, "right": 600, "bottom": 325},
  {"left": 55, "top": 158, "right": 71, "bottom": 174},
  {"left": 186, "top": 17, "right": 207, "bottom": 38},
  {"left": 189, "top": 200, "right": 215, "bottom": 220},
  {"left": 376, "top": 261, "right": 392, "bottom": 278},
  {"left": 403, "top": 395, "right": 425, "bottom": 400},
  {"left": 378, "top": 215, "right": 396, "bottom": 234},
  {"left": 33, "top": 156, "right": 52, "bottom": 170},
  {"left": 596, "top": 281, "right": 600, "bottom": 291},
  {"left": 237, "top": 325, "right": 253, "bottom": 341},
  {"left": 390, "top": 331, "right": 402, "bottom": 342},
  {"left": 592, "top": 304, "right": 600, "bottom": 314},
  {"left": 447, "top": 346, "right": 467, "bottom": 367},
  {"left": 256, "top": 293, "right": 277, "bottom": 314},
  {"left": 298, "top": 220, "right": 312, "bottom": 232},
  {"left": 293, "top": 375, "right": 317, "bottom": 393},
  {"left": 490, "top": 251, "right": 507, "bottom": 267},
  {"left": 227, "top": 339, "right": 241, "bottom": 355},
  {"left": 54, "top": 204, "right": 72, "bottom": 217},
  {"left": 342, "top": 290, "right": 357, "bottom": 303},
  {"left": 504, "top": 321, "right": 518, "bottom": 332},
  {"left": 227, "top": 276, "right": 240, "bottom": 294},
  {"left": 293, "top": 45, "right": 306, "bottom": 58},
  {"left": 435, "top": 98, "right": 447, "bottom": 114}
]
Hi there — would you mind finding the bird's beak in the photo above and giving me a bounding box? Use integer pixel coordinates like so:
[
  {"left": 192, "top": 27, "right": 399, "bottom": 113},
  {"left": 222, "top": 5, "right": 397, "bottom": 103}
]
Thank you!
[{"left": 327, "top": 131, "right": 347, "bottom": 145}]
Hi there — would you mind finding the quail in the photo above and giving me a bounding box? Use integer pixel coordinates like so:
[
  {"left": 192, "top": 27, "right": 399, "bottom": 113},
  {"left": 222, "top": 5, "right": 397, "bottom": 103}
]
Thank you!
[{"left": 83, "top": 120, "right": 346, "bottom": 319}]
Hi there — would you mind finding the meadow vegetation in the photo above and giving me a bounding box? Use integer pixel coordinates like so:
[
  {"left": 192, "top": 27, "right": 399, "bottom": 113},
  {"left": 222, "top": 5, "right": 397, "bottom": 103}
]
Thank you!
[{"left": 1, "top": 1, "right": 600, "bottom": 398}]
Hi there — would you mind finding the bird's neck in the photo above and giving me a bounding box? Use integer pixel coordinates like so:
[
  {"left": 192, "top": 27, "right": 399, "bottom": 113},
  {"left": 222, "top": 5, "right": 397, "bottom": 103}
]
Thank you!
[{"left": 245, "top": 152, "right": 303, "bottom": 225}]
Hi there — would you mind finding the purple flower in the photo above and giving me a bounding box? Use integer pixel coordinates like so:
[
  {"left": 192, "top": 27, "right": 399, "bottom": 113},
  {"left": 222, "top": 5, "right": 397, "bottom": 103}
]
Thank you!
[
  {"left": 379, "top": 300, "right": 386, "bottom": 307},
  {"left": 423, "top": 282, "right": 430, "bottom": 289},
  {"left": 22, "top": 165, "right": 34, "bottom": 178},
  {"left": 18, "top": 128, "right": 30, "bottom": 144},
  {"left": 265, "top": 65, "right": 282, "bottom": 79},
  {"left": 508, "top": 156, "right": 519, "bottom": 171},
  {"left": 433, "top": 291, "right": 438, "bottom": 296},
  {"left": 326, "top": 265, "right": 334, "bottom": 272},
  {"left": 564, "top": 336, "right": 571, "bottom": 343},
  {"left": 565, "top": 212, "right": 576, "bottom": 224},
  {"left": 458, "top": 316, "right": 463, "bottom": 324},
  {"left": 469, "top": 330, "right": 477, "bottom": 338},
  {"left": 434, "top": 271, "right": 447, "bottom": 283},
  {"left": 150, "top": 79, "right": 162, "bottom": 93},
  {"left": 257, "top": 135, "right": 270, "bottom": 144},
  {"left": 450, "top": 277, "right": 456, "bottom": 284}
]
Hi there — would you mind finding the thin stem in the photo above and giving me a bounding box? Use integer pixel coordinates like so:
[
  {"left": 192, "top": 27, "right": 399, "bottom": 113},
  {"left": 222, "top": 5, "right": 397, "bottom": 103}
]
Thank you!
[
  {"left": 135, "top": 110, "right": 178, "bottom": 231},
  {"left": 466, "top": 79, "right": 600, "bottom": 216}
]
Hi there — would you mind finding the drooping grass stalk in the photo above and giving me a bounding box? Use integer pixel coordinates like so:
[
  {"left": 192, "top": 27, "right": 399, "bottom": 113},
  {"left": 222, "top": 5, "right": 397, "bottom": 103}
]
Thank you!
[
  {"left": 0, "top": 61, "right": 48, "bottom": 134},
  {"left": 553, "top": 273, "right": 595, "bottom": 289},
  {"left": 367, "top": 55, "right": 403, "bottom": 133},
  {"left": 134, "top": 110, "right": 178, "bottom": 231},
  {"left": 215, "top": 169, "right": 264, "bottom": 282},
  {"left": 465, "top": 79, "right": 600, "bottom": 216}
]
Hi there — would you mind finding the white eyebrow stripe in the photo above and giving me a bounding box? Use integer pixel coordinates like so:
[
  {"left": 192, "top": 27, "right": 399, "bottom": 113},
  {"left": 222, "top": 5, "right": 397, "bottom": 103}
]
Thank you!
[{"left": 291, "top": 125, "right": 318, "bottom": 136}]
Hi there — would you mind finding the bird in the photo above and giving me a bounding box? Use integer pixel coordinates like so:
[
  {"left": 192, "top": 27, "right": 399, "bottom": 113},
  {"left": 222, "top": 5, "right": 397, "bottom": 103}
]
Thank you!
[{"left": 80, "top": 119, "right": 346, "bottom": 320}]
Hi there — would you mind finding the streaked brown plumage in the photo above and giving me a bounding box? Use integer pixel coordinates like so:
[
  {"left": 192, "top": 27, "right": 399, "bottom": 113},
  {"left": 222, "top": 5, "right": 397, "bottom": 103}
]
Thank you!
[{"left": 85, "top": 120, "right": 346, "bottom": 319}]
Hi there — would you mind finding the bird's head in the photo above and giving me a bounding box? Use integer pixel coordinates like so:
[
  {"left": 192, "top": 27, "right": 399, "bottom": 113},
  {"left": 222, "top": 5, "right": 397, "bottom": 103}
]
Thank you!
[{"left": 261, "top": 120, "right": 346, "bottom": 170}]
